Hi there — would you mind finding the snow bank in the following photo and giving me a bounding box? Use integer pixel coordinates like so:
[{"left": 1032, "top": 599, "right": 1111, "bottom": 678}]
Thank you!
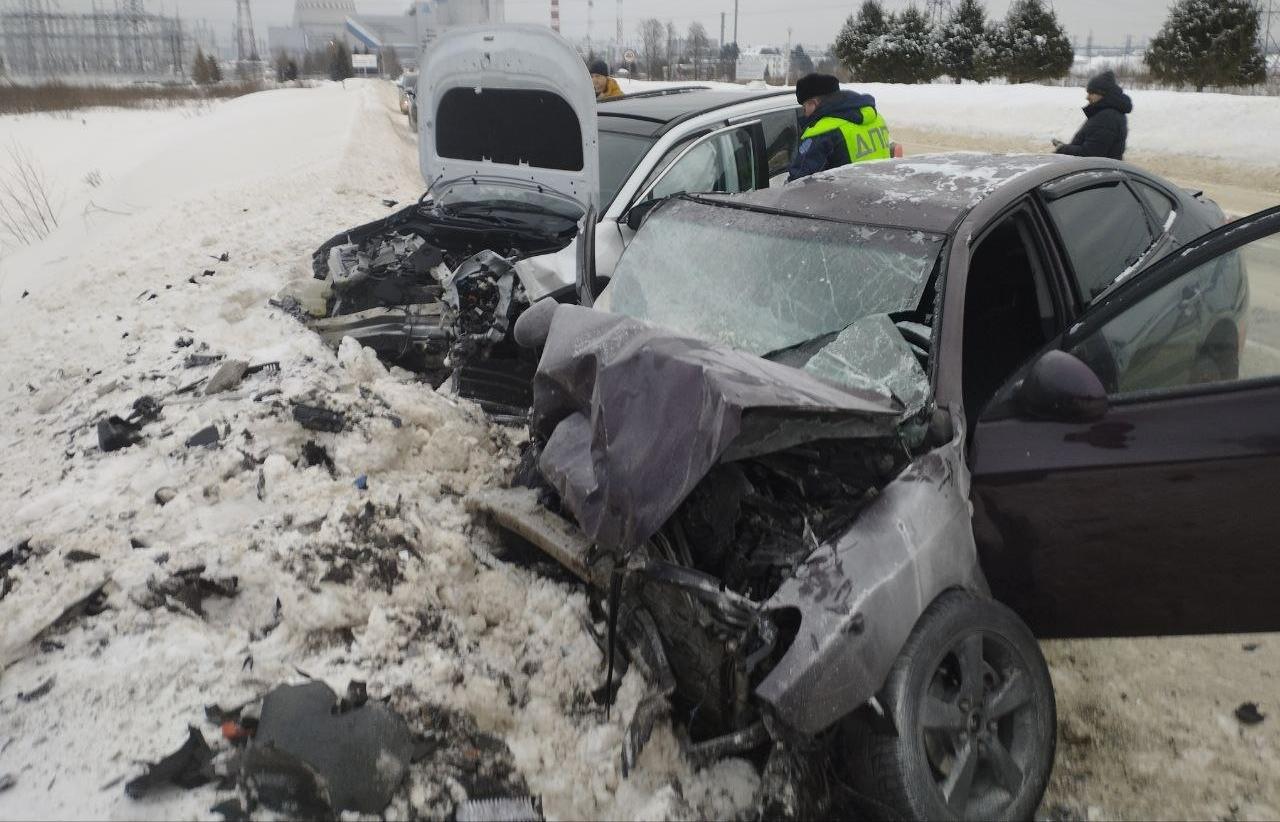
[
  {"left": 618, "top": 76, "right": 1280, "bottom": 171},
  {"left": 0, "top": 81, "right": 758, "bottom": 819}
]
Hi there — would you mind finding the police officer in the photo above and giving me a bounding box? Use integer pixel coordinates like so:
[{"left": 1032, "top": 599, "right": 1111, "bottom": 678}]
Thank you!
[{"left": 788, "top": 73, "right": 891, "bottom": 181}]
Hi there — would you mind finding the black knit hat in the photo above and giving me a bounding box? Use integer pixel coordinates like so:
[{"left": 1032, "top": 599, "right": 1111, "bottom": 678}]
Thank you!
[
  {"left": 796, "top": 73, "right": 840, "bottom": 104},
  {"left": 588, "top": 59, "right": 609, "bottom": 76},
  {"left": 1087, "top": 69, "right": 1120, "bottom": 95}
]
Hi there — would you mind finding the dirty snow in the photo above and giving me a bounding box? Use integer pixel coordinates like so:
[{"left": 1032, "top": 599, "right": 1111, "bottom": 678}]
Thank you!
[{"left": 0, "top": 81, "right": 758, "bottom": 820}]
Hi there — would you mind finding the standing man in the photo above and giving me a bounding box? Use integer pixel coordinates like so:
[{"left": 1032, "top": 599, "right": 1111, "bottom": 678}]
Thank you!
[
  {"left": 1053, "top": 70, "right": 1132, "bottom": 160},
  {"left": 589, "top": 59, "right": 623, "bottom": 101},
  {"left": 788, "top": 72, "right": 891, "bottom": 181}
]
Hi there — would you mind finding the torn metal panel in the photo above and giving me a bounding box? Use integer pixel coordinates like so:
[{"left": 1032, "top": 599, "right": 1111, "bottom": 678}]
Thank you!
[
  {"left": 531, "top": 305, "right": 902, "bottom": 552},
  {"left": 465, "top": 488, "right": 610, "bottom": 588},
  {"left": 755, "top": 411, "right": 987, "bottom": 735}
]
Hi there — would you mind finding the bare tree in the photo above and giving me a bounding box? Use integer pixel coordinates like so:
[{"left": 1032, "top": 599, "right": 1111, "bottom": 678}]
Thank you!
[
  {"left": 0, "top": 140, "right": 59, "bottom": 249},
  {"left": 638, "top": 18, "right": 665, "bottom": 79},
  {"left": 686, "top": 22, "right": 710, "bottom": 80},
  {"left": 666, "top": 21, "right": 677, "bottom": 79}
]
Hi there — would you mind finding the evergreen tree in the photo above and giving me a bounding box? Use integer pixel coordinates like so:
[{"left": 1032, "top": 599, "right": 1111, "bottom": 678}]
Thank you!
[
  {"left": 790, "top": 44, "right": 815, "bottom": 77},
  {"left": 381, "top": 47, "right": 402, "bottom": 79},
  {"left": 720, "top": 42, "right": 740, "bottom": 81},
  {"left": 206, "top": 53, "right": 223, "bottom": 83},
  {"left": 999, "top": 0, "right": 1072, "bottom": 83},
  {"left": 834, "top": 1, "right": 890, "bottom": 80},
  {"left": 192, "top": 46, "right": 210, "bottom": 84},
  {"left": 937, "top": 0, "right": 990, "bottom": 82},
  {"left": 328, "top": 41, "right": 354, "bottom": 81},
  {"left": 865, "top": 5, "right": 938, "bottom": 83},
  {"left": 1146, "top": 0, "right": 1266, "bottom": 91}
]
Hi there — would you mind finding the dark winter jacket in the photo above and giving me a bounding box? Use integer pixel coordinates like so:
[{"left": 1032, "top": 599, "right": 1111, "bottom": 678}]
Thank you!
[
  {"left": 787, "top": 90, "right": 880, "bottom": 181},
  {"left": 1055, "top": 87, "right": 1133, "bottom": 160}
]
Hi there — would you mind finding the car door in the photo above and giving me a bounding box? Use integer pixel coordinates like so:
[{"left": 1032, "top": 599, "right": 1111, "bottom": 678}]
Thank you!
[
  {"left": 969, "top": 206, "right": 1280, "bottom": 638},
  {"left": 752, "top": 107, "right": 804, "bottom": 186}
]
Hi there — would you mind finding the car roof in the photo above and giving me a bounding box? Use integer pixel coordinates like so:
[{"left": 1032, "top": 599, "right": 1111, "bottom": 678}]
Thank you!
[
  {"left": 700, "top": 152, "right": 1100, "bottom": 234},
  {"left": 598, "top": 88, "right": 794, "bottom": 137}
]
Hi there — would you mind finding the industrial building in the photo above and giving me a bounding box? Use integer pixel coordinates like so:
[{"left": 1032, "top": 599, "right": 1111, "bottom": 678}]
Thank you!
[{"left": 0, "top": 0, "right": 188, "bottom": 79}]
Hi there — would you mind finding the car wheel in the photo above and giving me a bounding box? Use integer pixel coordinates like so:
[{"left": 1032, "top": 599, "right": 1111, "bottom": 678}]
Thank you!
[{"left": 848, "top": 590, "right": 1055, "bottom": 821}]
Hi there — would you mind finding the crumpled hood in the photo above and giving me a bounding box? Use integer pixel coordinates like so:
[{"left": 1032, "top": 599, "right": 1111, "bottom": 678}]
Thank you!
[{"left": 531, "top": 305, "right": 902, "bottom": 552}]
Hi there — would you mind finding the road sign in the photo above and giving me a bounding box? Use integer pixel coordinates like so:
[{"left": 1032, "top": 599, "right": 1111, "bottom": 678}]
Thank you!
[
  {"left": 352, "top": 54, "right": 378, "bottom": 70},
  {"left": 623, "top": 48, "right": 637, "bottom": 63}
]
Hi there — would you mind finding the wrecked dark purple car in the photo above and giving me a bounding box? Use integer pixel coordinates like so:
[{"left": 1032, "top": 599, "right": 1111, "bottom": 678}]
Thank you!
[{"left": 467, "top": 158, "right": 1280, "bottom": 820}]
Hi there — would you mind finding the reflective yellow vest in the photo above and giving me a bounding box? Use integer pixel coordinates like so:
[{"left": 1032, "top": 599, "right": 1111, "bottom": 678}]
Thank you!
[{"left": 801, "top": 107, "right": 892, "bottom": 164}]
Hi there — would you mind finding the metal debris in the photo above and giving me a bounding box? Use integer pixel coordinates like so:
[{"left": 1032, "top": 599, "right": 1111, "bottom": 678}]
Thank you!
[
  {"left": 292, "top": 403, "right": 345, "bottom": 433},
  {"left": 124, "top": 726, "right": 214, "bottom": 799},
  {"left": 455, "top": 796, "right": 544, "bottom": 822}
]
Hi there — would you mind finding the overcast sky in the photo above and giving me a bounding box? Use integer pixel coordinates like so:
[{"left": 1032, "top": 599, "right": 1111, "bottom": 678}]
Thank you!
[{"left": 60, "top": 0, "right": 1175, "bottom": 50}]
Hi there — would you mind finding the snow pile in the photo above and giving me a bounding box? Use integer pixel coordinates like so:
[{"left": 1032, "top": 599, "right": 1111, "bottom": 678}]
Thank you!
[{"left": 0, "top": 81, "right": 758, "bottom": 819}]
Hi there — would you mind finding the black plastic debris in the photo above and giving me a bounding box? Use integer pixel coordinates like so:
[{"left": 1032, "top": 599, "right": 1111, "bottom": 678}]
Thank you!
[
  {"left": 185, "top": 353, "right": 224, "bottom": 368},
  {"left": 1243, "top": 642, "right": 1260, "bottom": 652},
  {"left": 20, "top": 290, "right": 28, "bottom": 299},
  {"left": 132, "top": 396, "right": 162, "bottom": 423},
  {"left": 301, "top": 441, "right": 335, "bottom": 474},
  {"left": 185, "top": 426, "right": 221, "bottom": 448},
  {"left": 213, "top": 252, "right": 230, "bottom": 262},
  {"left": 142, "top": 565, "right": 238, "bottom": 616},
  {"left": 456, "top": 797, "right": 544, "bottom": 822},
  {"left": 0, "top": 773, "right": 15, "bottom": 793},
  {"left": 244, "top": 362, "right": 280, "bottom": 376},
  {"left": 210, "top": 797, "right": 248, "bottom": 821},
  {"left": 204, "top": 361, "right": 249, "bottom": 395},
  {"left": 175, "top": 336, "right": 195, "bottom": 348},
  {"left": 98, "top": 416, "right": 143, "bottom": 452},
  {"left": 381, "top": 199, "right": 398, "bottom": 208},
  {"left": 246, "top": 680, "right": 414, "bottom": 815},
  {"left": 292, "top": 403, "right": 345, "bottom": 433},
  {"left": 1235, "top": 702, "right": 1266, "bottom": 725},
  {"left": 1, "top": 540, "right": 34, "bottom": 601},
  {"left": 17, "top": 676, "right": 55, "bottom": 703},
  {"left": 65, "top": 549, "right": 100, "bottom": 563},
  {"left": 124, "top": 726, "right": 215, "bottom": 799},
  {"left": 155, "top": 487, "right": 177, "bottom": 506},
  {"left": 268, "top": 296, "right": 309, "bottom": 323}
]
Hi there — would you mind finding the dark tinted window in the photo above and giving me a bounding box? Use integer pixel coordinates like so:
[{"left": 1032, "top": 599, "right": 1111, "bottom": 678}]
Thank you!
[
  {"left": 436, "top": 87, "right": 582, "bottom": 171},
  {"left": 1046, "top": 182, "right": 1154, "bottom": 301},
  {"left": 759, "top": 108, "right": 802, "bottom": 177},
  {"left": 1133, "top": 179, "right": 1176, "bottom": 227},
  {"left": 598, "top": 131, "right": 654, "bottom": 209}
]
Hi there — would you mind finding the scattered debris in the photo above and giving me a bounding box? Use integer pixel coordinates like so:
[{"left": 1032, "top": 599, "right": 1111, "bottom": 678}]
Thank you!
[
  {"left": 268, "top": 295, "right": 309, "bottom": 322},
  {"left": 1243, "top": 642, "right": 1260, "bottom": 652},
  {"left": 124, "top": 726, "right": 215, "bottom": 799},
  {"left": 1, "top": 540, "right": 34, "bottom": 601},
  {"left": 203, "top": 360, "right": 249, "bottom": 395},
  {"left": 97, "top": 416, "right": 144, "bottom": 452},
  {"left": 292, "top": 403, "right": 345, "bottom": 433},
  {"left": 184, "top": 353, "right": 224, "bottom": 368},
  {"left": 0, "top": 773, "right": 15, "bottom": 793},
  {"left": 154, "top": 487, "right": 178, "bottom": 506},
  {"left": 65, "top": 549, "right": 100, "bottom": 563},
  {"left": 138, "top": 565, "right": 239, "bottom": 616},
  {"left": 381, "top": 199, "right": 399, "bottom": 208},
  {"left": 300, "top": 441, "right": 334, "bottom": 474},
  {"left": 185, "top": 426, "right": 221, "bottom": 449},
  {"left": 354, "top": 474, "right": 368, "bottom": 491},
  {"left": 20, "top": 290, "right": 29, "bottom": 299},
  {"left": 456, "top": 797, "right": 544, "bottom": 822},
  {"left": 17, "top": 676, "right": 55, "bottom": 703},
  {"left": 1235, "top": 702, "right": 1266, "bottom": 726},
  {"left": 245, "top": 680, "right": 414, "bottom": 815},
  {"left": 213, "top": 252, "right": 230, "bottom": 262},
  {"left": 175, "top": 336, "right": 194, "bottom": 348},
  {"left": 244, "top": 362, "right": 280, "bottom": 376}
]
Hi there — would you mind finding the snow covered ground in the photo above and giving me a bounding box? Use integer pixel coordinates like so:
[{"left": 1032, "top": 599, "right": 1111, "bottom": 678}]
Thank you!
[
  {"left": 0, "top": 81, "right": 756, "bottom": 820},
  {"left": 1, "top": 78, "right": 1277, "bottom": 821}
]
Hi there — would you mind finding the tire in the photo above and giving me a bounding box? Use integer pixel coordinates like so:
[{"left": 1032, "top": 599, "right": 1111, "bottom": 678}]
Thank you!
[{"left": 847, "top": 590, "right": 1056, "bottom": 821}]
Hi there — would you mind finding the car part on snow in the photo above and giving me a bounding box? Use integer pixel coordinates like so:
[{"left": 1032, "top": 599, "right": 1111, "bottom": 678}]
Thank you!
[
  {"left": 185, "top": 425, "right": 221, "bottom": 448},
  {"left": 203, "top": 360, "right": 248, "bottom": 395},
  {"left": 247, "top": 680, "right": 414, "bottom": 815},
  {"left": 291, "top": 403, "right": 345, "bottom": 433},
  {"left": 455, "top": 796, "right": 545, "bottom": 822},
  {"left": 137, "top": 565, "right": 239, "bottom": 616},
  {"left": 124, "top": 726, "right": 216, "bottom": 799},
  {"left": 97, "top": 395, "right": 163, "bottom": 452},
  {"left": 846, "top": 590, "right": 1055, "bottom": 821}
]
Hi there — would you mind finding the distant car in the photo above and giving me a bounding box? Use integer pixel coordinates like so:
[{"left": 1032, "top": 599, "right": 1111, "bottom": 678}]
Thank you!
[
  {"left": 469, "top": 158, "right": 1276, "bottom": 821},
  {"left": 304, "top": 25, "right": 810, "bottom": 410}
]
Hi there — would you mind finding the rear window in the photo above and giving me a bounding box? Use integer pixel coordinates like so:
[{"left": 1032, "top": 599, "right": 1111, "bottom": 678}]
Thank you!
[
  {"left": 436, "top": 87, "right": 583, "bottom": 171},
  {"left": 1133, "top": 179, "right": 1176, "bottom": 228}
]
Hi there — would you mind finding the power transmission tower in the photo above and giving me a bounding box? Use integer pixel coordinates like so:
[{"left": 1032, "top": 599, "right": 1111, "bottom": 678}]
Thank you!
[
  {"left": 234, "top": 0, "right": 258, "bottom": 62},
  {"left": 615, "top": 0, "right": 622, "bottom": 46}
]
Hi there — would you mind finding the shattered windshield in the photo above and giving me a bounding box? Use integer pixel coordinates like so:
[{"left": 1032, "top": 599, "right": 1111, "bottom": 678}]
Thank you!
[{"left": 597, "top": 198, "right": 944, "bottom": 358}]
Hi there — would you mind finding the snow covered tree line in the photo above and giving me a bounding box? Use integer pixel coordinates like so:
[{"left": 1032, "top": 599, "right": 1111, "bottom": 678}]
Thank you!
[
  {"left": 833, "top": 0, "right": 1269, "bottom": 90},
  {"left": 835, "top": 0, "right": 1072, "bottom": 84}
]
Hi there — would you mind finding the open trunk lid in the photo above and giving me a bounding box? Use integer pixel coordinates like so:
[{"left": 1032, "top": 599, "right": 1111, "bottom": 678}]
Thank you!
[{"left": 419, "top": 24, "right": 600, "bottom": 213}]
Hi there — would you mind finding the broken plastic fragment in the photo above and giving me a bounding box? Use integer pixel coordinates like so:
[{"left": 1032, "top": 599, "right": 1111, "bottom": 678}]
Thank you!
[
  {"left": 185, "top": 426, "right": 221, "bottom": 448},
  {"left": 98, "top": 416, "right": 143, "bottom": 452},
  {"left": 203, "top": 360, "right": 249, "bottom": 395},
  {"left": 124, "top": 726, "right": 215, "bottom": 799},
  {"left": 455, "top": 796, "right": 544, "bottom": 822},
  {"left": 292, "top": 403, "right": 345, "bottom": 433}
]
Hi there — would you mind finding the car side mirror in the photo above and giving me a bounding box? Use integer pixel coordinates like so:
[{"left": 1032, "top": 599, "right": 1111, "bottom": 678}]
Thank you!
[
  {"left": 624, "top": 198, "right": 662, "bottom": 232},
  {"left": 1015, "top": 350, "right": 1108, "bottom": 422}
]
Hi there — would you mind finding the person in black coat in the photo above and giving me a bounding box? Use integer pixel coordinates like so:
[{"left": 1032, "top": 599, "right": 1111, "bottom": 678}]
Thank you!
[{"left": 1053, "top": 70, "right": 1132, "bottom": 160}]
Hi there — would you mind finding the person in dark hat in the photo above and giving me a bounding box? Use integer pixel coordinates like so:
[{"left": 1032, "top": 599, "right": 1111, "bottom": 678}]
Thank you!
[
  {"left": 1053, "top": 70, "right": 1132, "bottom": 160},
  {"left": 588, "top": 58, "right": 623, "bottom": 101},
  {"left": 787, "top": 72, "right": 892, "bottom": 181}
]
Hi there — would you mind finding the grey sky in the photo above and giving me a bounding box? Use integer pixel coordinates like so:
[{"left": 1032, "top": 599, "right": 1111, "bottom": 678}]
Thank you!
[{"left": 61, "top": 0, "right": 1175, "bottom": 51}]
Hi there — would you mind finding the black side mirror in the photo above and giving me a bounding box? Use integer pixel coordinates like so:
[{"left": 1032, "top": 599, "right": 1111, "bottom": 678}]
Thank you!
[
  {"left": 1015, "top": 350, "right": 1108, "bottom": 422},
  {"left": 624, "top": 198, "right": 662, "bottom": 231}
]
